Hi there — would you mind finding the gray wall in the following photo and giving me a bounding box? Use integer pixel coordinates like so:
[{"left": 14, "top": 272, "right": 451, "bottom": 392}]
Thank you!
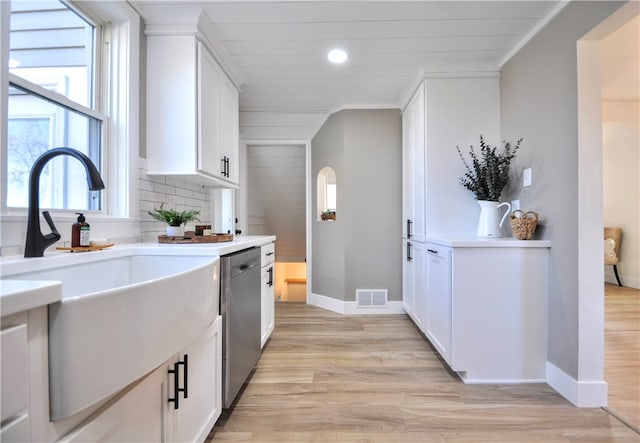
[
  {"left": 343, "top": 110, "right": 402, "bottom": 302},
  {"left": 312, "top": 112, "right": 346, "bottom": 299},
  {"left": 500, "top": 1, "right": 625, "bottom": 378},
  {"left": 312, "top": 109, "right": 402, "bottom": 302}
]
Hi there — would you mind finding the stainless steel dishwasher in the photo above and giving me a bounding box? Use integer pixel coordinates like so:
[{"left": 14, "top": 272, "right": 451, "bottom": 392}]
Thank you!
[{"left": 220, "top": 247, "right": 262, "bottom": 408}]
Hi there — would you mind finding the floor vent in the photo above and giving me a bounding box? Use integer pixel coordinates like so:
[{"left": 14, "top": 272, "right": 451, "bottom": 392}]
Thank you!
[{"left": 356, "top": 289, "right": 388, "bottom": 308}]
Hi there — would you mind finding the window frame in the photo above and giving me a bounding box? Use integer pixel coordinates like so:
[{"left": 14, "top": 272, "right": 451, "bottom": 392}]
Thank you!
[{"left": 1, "top": 0, "right": 140, "bottom": 221}]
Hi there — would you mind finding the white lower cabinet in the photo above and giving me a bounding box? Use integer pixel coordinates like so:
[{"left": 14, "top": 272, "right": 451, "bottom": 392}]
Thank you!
[
  {"left": 261, "top": 243, "right": 275, "bottom": 348},
  {"left": 1, "top": 323, "right": 30, "bottom": 442},
  {"left": 58, "top": 369, "right": 164, "bottom": 442},
  {"left": 424, "top": 244, "right": 452, "bottom": 364},
  {"left": 166, "top": 316, "right": 222, "bottom": 443},
  {"left": 416, "top": 240, "right": 550, "bottom": 383},
  {"left": 59, "top": 316, "right": 223, "bottom": 443},
  {"left": 402, "top": 240, "right": 427, "bottom": 330}
]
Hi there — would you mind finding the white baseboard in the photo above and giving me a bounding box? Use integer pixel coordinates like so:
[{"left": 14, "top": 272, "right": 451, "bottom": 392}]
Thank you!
[
  {"left": 308, "top": 292, "right": 405, "bottom": 315},
  {"left": 604, "top": 271, "right": 640, "bottom": 289},
  {"left": 546, "top": 361, "right": 608, "bottom": 407}
]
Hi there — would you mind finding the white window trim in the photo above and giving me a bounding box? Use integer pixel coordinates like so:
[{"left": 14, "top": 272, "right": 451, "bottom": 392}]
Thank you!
[{"left": 1, "top": 0, "right": 140, "bottom": 221}]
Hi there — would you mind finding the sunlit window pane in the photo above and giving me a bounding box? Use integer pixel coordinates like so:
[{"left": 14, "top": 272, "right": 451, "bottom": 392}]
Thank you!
[
  {"left": 9, "top": 0, "right": 95, "bottom": 108},
  {"left": 7, "top": 84, "right": 102, "bottom": 210}
]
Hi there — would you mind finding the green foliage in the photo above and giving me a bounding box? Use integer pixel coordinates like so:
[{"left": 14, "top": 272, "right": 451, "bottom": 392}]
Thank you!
[
  {"left": 148, "top": 203, "right": 200, "bottom": 226},
  {"left": 457, "top": 135, "right": 522, "bottom": 202}
]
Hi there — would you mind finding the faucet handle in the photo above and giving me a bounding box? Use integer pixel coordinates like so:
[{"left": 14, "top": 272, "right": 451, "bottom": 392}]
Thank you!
[{"left": 42, "top": 211, "right": 61, "bottom": 243}]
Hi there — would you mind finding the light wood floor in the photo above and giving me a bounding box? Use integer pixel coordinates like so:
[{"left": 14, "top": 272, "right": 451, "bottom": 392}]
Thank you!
[
  {"left": 605, "top": 283, "right": 640, "bottom": 431},
  {"left": 208, "top": 303, "right": 639, "bottom": 442}
]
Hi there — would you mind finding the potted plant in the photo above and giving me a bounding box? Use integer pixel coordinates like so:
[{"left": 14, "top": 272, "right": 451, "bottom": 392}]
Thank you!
[
  {"left": 321, "top": 209, "right": 336, "bottom": 221},
  {"left": 148, "top": 203, "right": 200, "bottom": 236},
  {"left": 456, "top": 135, "right": 522, "bottom": 237}
]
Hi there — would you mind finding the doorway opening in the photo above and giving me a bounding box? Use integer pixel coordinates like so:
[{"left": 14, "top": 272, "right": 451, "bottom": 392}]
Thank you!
[
  {"left": 578, "top": 2, "right": 639, "bottom": 426},
  {"left": 245, "top": 143, "right": 308, "bottom": 303}
]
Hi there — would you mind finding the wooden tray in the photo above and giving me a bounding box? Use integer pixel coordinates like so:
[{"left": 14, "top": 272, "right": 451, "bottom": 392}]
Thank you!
[
  {"left": 158, "top": 233, "right": 233, "bottom": 244},
  {"left": 56, "top": 244, "right": 114, "bottom": 253}
]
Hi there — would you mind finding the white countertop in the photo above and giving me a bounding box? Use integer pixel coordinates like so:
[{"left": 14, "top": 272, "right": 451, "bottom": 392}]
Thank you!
[
  {"left": 1, "top": 280, "right": 63, "bottom": 317},
  {"left": 0, "top": 235, "right": 275, "bottom": 317},
  {"left": 424, "top": 237, "right": 552, "bottom": 248}
]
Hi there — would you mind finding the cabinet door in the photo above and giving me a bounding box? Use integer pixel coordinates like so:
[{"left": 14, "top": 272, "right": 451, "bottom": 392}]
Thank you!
[
  {"left": 219, "top": 75, "right": 240, "bottom": 184},
  {"left": 411, "top": 84, "right": 427, "bottom": 242},
  {"left": 412, "top": 242, "right": 427, "bottom": 331},
  {"left": 261, "top": 265, "right": 275, "bottom": 348},
  {"left": 402, "top": 240, "right": 421, "bottom": 327},
  {"left": 168, "top": 317, "right": 222, "bottom": 443},
  {"left": 424, "top": 245, "right": 452, "bottom": 363},
  {"left": 198, "top": 41, "right": 222, "bottom": 178},
  {"left": 402, "top": 106, "right": 413, "bottom": 239},
  {"left": 58, "top": 369, "right": 164, "bottom": 443}
]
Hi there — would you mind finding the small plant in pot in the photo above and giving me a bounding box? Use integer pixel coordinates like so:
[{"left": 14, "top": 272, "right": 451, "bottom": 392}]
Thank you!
[
  {"left": 148, "top": 203, "right": 200, "bottom": 236},
  {"left": 456, "top": 135, "right": 522, "bottom": 237},
  {"left": 321, "top": 209, "right": 336, "bottom": 221}
]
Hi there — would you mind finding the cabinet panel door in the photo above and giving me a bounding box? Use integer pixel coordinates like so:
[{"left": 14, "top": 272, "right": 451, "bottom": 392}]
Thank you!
[
  {"left": 261, "top": 265, "right": 275, "bottom": 348},
  {"left": 412, "top": 241, "right": 427, "bottom": 330},
  {"left": 402, "top": 239, "right": 427, "bottom": 330},
  {"left": 402, "top": 240, "right": 414, "bottom": 318},
  {"left": 59, "top": 370, "right": 164, "bottom": 443},
  {"left": 198, "top": 42, "right": 221, "bottom": 177},
  {"left": 424, "top": 245, "right": 452, "bottom": 363},
  {"left": 411, "top": 84, "right": 426, "bottom": 242},
  {"left": 219, "top": 76, "right": 239, "bottom": 183},
  {"left": 402, "top": 107, "right": 413, "bottom": 239},
  {"left": 1, "top": 324, "right": 28, "bottom": 423},
  {"left": 169, "top": 317, "right": 222, "bottom": 443}
]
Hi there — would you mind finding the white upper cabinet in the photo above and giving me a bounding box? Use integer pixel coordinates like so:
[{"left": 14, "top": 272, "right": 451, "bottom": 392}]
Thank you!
[
  {"left": 402, "top": 83, "right": 426, "bottom": 242},
  {"left": 146, "top": 34, "right": 240, "bottom": 188}
]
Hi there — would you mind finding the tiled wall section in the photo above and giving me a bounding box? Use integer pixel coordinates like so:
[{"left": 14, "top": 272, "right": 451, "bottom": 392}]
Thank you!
[{"left": 139, "top": 168, "right": 214, "bottom": 243}]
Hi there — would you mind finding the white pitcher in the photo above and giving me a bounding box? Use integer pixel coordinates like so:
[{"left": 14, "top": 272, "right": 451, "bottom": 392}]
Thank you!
[{"left": 476, "top": 200, "right": 511, "bottom": 238}]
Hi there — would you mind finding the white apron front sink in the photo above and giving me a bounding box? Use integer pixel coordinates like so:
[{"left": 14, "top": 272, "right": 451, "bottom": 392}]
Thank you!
[{"left": 5, "top": 253, "right": 219, "bottom": 420}]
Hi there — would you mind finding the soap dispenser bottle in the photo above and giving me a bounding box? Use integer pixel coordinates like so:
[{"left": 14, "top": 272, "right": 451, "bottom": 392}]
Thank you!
[{"left": 72, "top": 213, "right": 90, "bottom": 247}]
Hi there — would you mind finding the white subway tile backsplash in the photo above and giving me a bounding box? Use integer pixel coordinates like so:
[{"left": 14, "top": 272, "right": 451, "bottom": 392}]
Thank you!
[{"left": 138, "top": 168, "right": 214, "bottom": 240}]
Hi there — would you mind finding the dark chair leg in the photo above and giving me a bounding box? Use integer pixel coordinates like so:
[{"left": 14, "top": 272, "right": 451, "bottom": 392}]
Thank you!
[{"left": 613, "top": 264, "right": 622, "bottom": 287}]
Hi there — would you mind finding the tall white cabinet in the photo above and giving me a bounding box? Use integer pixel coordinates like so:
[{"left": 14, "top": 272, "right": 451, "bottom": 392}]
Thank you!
[
  {"left": 146, "top": 30, "right": 240, "bottom": 187},
  {"left": 401, "top": 76, "right": 550, "bottom": 383}
]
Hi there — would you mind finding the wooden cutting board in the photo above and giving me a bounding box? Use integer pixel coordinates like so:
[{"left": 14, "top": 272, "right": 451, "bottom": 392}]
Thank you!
[{"left": 158, "top": 233, "right": 233, "bottom": 244}]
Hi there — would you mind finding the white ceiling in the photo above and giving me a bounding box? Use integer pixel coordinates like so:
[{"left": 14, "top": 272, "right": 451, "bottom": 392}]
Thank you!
[
  {"left": 601, "top": 15, "right": 640, "bottom": 101},
  {"left": 134, "top": 1, "right": 564, "bottom": 113}
]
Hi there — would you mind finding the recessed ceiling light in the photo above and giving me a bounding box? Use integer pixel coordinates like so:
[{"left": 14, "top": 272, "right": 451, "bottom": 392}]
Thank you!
[{"left": 328, "top": 49, "right": 348, "bottom": 64}]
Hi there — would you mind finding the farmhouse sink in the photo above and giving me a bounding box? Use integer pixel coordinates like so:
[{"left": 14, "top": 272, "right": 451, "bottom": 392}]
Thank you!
[{"left": 4, "top": 253, "right": 219, "bottom": 420}]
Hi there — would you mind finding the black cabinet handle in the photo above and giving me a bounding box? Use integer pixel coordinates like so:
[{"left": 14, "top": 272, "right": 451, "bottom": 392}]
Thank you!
[
  {"left": 267, "top": 267, "right": 273, "bottom": 287},
  {"left": 427, "top": 249, "right": 438, "bottom": 255},
  {"left": 221, "top": 157, "right": 226, "bottom": 176},
  {"left": 406, "top": 242, "right": 413, "bottom": 262},
  {"left": 265, "top": 252, "right": 274, "bottom": 256},
  {"left": 407, "top": 219, "right": 413, "bottom": 239},
  {"left": 167, "top": 354, "right": 188, "bottom": 409},
  {"left": 179, "top": 354, "right": 188, "bottom": 399},
  {"left": 168, "top": 361, "right": 180, "bottom": 409}
]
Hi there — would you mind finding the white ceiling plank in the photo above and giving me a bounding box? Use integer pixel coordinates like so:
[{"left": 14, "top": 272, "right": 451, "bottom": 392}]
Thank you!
[
  {"left": 214, "top": 19, "right": 539, "bottom": 42},
  {"left": 134, "top": 0, "right": 565, "bottom": 114},
  {"left": 203, "top": 1, "right": 555, "bottom": 24}
]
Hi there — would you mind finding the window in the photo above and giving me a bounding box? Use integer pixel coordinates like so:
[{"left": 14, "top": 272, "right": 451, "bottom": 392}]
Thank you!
[
  {"left": 6, "top": 0, "right": 103, "bottom": 211},
  {"left": 317, "top": 166, "right": 336, "bottom": 221}
]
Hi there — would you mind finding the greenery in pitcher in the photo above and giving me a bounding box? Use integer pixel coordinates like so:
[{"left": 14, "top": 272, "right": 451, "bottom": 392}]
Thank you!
[
  {"left": 148, "top": 203, "right": 200, "bottom": 226},
  {"left": 456, "top": 135, "right": 522, "bottom": 202}
]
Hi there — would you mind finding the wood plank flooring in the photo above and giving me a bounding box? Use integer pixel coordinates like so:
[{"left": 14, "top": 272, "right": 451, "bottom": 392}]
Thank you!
[
  {"left": 208, "top": 303, "right": 639, "bottom": 442},
  {"left": 605, "top": 283, "right": 640, "bottom": 431}
]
